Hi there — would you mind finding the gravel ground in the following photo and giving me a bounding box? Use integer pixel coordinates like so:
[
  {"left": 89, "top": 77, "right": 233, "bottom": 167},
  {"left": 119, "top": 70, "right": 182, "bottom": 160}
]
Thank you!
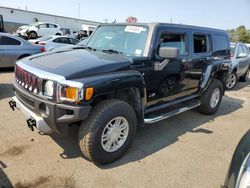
[{"left": 0, "top": 70, "right": 249, "bottom": 188}]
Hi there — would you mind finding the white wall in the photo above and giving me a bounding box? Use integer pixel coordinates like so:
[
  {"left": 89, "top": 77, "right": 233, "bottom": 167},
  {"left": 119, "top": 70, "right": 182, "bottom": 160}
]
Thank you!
[{"left": 0, "top": 6, "right": 100, "bottom": 33}]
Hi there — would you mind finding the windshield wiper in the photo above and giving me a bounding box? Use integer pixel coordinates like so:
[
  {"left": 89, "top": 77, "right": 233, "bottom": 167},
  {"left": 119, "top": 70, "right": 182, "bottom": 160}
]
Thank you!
[
  {"left": 102, "top": 49, "right": 123, "bottom": 55},
  {"left": 85, "top": 46, "right": 96, "bottom": 51},
  {"left": 73, "top": 46, "right": 86, "bottom": 49}
]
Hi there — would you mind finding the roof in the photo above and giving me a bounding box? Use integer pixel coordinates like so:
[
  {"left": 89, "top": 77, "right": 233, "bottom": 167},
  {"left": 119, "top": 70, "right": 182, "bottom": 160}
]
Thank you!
[{"left": 100, "top": 22, "right": 226, "bottom": 33}]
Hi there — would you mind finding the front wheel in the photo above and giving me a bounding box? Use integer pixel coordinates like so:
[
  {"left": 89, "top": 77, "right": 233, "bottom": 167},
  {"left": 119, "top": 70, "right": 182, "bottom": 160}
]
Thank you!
[
  {"left": 28, "top": 31, "right": 38, "bottom": 39},
  {"left": 78, "top": 99, "right": 137, "bottom": 164},
  {"left": 198, "top": 79, "right": 223, "bottom": 115},
  {"left": 225, "top": 72, "right": 237, "bottom": 90}
]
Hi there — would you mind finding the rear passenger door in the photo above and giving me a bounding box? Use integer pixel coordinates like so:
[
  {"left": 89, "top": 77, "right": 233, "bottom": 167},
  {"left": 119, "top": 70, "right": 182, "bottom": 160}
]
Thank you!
[
  {"left": 37, "top": 24, "right": 49, "bottom": 36},
  {"left": 188, "top": 32, "right": 212, "bottom": 93},
  {"left": 242, "top": 44, "right": 250, "bottom": 72}
]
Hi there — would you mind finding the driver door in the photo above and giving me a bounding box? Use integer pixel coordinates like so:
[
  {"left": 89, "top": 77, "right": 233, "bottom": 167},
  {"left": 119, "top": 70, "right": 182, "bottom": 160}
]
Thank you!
[{"left": 146, "top": 27, "right": 191, "bottom": 103}]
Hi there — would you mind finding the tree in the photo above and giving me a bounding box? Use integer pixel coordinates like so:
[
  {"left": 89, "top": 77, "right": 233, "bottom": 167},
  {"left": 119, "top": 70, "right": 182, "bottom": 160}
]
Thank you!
[
  {"left": 126, "top": 16, "right": 138, "bottom": 23},
  {"left": 227, "top": 25, "right": 250, "bottom": 43}
]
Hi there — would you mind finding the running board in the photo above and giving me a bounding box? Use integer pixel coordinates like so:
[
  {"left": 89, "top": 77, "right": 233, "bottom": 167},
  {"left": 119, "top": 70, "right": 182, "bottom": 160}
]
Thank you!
[{"left": 144, "top": 100, "right": 201, "bottom": 124}]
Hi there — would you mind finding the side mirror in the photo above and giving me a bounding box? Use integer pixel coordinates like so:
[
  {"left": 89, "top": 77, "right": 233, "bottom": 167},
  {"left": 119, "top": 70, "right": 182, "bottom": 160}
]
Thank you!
[
  {"left": 237, "top": 53, "right": 248, "bottom": 59},
  {"left": 159, "top": 47, "right": 180, "bottom": 59}
]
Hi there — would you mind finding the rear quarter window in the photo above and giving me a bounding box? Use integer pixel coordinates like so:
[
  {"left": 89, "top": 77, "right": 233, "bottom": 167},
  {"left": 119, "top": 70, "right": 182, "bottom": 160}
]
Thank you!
[{"left": 213, "top": 34, "right": 229, "bottom": 51}]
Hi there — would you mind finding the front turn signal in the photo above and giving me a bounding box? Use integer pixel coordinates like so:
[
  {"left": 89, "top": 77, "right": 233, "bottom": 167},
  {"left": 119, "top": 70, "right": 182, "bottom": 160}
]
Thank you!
[{"left": 85, "top": 87, "right": 94, "bottom": 101}]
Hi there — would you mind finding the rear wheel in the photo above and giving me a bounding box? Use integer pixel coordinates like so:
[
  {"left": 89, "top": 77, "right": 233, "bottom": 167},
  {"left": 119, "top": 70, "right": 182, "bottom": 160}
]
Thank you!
[
  {"left": 78, "top": 99, "right": 137, "bottom": 164},
  {"left": 225, "top": 72, "right": 237, "bottom": 90},
  {"left": 198, "top": 79, "right": 223, "bottom": 115}
]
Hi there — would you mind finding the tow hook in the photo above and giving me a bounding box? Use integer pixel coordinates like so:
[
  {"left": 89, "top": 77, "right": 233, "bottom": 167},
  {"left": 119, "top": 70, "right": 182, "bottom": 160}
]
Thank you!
[
  {"left": 9, "top": 100, "right": 16, "bottom": 111},
  {"left": 26, "top": 119, "right": 36, "bottom": 131}
]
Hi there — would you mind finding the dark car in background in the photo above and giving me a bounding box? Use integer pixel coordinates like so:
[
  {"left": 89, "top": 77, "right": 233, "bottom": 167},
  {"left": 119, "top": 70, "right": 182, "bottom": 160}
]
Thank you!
[
  {"left": 0, "top": 32, "right": 45, "bottom": 68},
  {"left": 223, "top": 130, "right": 250, "bottom": 188},
  {"left": 226, "top": 43, "right": 250, "bottom": 89}
]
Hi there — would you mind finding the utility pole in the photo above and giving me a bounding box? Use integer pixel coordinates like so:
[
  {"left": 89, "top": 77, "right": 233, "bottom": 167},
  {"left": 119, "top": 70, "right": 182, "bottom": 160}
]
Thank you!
[{"left": 78, "top": 3, "right": 80, "bottom": 32}]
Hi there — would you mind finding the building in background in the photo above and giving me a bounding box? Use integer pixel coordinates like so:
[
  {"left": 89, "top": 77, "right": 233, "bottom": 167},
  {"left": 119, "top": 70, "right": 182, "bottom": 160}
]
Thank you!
[{"left": 0, "top": 6, "right": 100, "bottom": 35}]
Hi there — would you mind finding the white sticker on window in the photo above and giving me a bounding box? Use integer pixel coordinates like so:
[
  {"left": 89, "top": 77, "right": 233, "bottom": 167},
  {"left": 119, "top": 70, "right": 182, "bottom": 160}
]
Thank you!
[
  {"left": 135, "top": 49, "right": 142, "bottom": 55},
  {"left": 124, "top": 26, "right": 146, "bottom": 34}
]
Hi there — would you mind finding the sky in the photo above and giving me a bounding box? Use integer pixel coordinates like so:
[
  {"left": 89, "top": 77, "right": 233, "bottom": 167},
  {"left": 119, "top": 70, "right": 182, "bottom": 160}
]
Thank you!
[{"left": 0, "top": 0, "right": 250, "bottom": 29}]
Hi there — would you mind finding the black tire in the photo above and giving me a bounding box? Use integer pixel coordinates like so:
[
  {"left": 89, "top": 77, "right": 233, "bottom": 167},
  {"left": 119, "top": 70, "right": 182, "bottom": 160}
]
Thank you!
[
  {"left": 78, "top": 99, "right": 137, "bottom": 164},
  {"left": 239, "top": 68, "right": 249, "bottom": 82},
  {"left": 55, "top": 33, "right": 61, "bottom": 36},
  {"left": 198, "top": 79, "right": 223, "bottom": 115},
  {"left": 28, "top": 31, "right": 38, "bottom": 39},
  {"left": 225, "top": 72, "right": 237, "bottom": 90}
]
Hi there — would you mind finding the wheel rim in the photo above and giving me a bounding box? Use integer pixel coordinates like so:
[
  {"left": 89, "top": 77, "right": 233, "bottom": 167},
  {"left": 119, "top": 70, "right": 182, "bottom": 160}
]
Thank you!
[
  {"left": 101, "top": 116, "right": 129, "bottom": 152},
  {"left": 210, "top": 88, "right": 220, "bottom": 108},
  {"left": 236, "top": 153, "right": 250, "bottom": 188},
  {"left": 226, "top": 73, "right": 237, "bottom": 89}
]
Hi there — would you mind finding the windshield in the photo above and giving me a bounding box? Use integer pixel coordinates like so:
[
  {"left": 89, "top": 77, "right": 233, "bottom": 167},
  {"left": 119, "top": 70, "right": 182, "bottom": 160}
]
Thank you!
[
  {"left": 86, "top": 25, "right": 149, "bottom": 57},
  {"left": 230, "top": 46, "right": 236, "bottom": 56}
]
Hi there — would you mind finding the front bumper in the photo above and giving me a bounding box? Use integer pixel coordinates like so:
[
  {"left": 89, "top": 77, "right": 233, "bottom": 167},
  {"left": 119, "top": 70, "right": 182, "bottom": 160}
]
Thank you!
[{"left": 10, "top": 81, "right": 91, "bottom": 134}]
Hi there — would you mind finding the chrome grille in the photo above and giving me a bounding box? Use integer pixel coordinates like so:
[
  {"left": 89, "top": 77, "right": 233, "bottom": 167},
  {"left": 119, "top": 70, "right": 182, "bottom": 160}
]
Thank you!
[{"left": 15, "top": 64, "right": 41, "bottom": 94}]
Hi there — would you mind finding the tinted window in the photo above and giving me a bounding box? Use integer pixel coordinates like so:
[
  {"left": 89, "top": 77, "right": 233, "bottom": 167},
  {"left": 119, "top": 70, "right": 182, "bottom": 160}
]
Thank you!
[
  {"left": 53, "top": 38, "right": 69, "bottom": 44},
  {"left": 0, "top": 36, "right": 21, "bottom": 45},
  {"left": 214, "top": 34, "right": 229, "bottom": 51},
  {"left": 193, "top": 34, "right": 207, "bottom": 53},
  {"left": 158, "top": 33, "right": 186, "bottom": 55},
  {"left": 242, "top": 45, "right": 249, "bottom": 55},
  {"left": 39, "top": 24, "right": 48, "bottom": 28},
  {"left": 69, "top": 38, "right": 79, "bottom": 45}
]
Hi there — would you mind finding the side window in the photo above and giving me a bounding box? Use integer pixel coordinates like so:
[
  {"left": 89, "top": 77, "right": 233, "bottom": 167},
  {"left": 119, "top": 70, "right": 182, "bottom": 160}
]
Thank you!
[
  {"left": 242, "top": 45, "right": 249, "bottom": 55},
  {"left": 53, "top": 38, "right": 69, "bottom": 44},
  {"left": 49, "top": 24, "right": 57, "bottom": 28},
  {"left": 158, "top": 33, "right": 187, "bottom": 55},
  {"left": 39, "top": 24, "right": 48, "bottom": 29},
  {"left": 214, "top": 35, "right": 229, "bottom": 52},
  {"left": 193, "top": 34, "right": 207, "bottom": 53},
  {"left": 236, "top": 45, "right": 244, "bottom": 57},
  {"left": 0, "top": 36, "right": 21, "bottom": 45}
]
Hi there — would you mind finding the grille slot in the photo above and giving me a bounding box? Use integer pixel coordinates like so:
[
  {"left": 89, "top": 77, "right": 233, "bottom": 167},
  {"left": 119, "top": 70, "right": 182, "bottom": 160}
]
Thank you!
[{"left": 15, "top": 64, "right": 42, "bottom": 94}]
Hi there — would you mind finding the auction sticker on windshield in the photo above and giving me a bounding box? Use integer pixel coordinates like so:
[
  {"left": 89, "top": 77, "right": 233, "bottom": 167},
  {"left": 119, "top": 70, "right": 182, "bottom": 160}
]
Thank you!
[{"left": 124, "top": 26, "right": 146, "bottom": 34}]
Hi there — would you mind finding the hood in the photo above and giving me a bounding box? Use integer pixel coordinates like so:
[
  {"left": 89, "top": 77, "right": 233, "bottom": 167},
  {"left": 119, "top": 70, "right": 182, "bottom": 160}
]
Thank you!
[{"left": 21, "top": 49, "right": 131, "bottom": 79}]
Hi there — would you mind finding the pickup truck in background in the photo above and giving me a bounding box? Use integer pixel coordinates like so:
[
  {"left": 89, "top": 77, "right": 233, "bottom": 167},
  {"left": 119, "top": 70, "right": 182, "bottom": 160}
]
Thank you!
[{"left": 9, "top": 23, "right": 231, "bottom": 164}]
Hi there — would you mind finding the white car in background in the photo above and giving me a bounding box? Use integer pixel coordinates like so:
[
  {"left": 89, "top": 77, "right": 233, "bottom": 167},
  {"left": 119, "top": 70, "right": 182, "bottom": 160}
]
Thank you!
[
  {"left": 29, "top": 36, "right": 79, "bottom": 51},
  {"left": 17, "top": 22, "right": 63, "bottom": 39}
]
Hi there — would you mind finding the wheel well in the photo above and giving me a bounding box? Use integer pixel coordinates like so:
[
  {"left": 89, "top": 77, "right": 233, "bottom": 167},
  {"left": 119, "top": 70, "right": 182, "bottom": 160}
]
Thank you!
[
  {"left": 213, "top": 71, "right": 228, "bottom": 93},
  {"left": 17, "top": 54, "right": 30, "bottom": 60},
  {"left": 92, "top": 88, "right": 144, "bottom": 126},
  {"left": 233, "top": 67, "right": 237, "bottom": 73}
]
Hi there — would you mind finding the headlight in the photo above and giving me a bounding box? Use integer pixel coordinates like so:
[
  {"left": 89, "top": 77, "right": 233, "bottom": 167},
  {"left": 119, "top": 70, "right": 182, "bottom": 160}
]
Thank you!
[
  {"left": 59, "top": 83, "right": 84, "bottom": 103},
  {"left": 43, "top": 80, "right": 54, "bottom": 97}
]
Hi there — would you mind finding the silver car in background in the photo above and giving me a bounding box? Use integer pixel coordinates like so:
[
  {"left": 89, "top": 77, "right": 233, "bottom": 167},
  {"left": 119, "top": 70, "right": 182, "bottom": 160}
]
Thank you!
[
  {"left": 0, "top": 32, "right": 45, "bottom": 68},
  {"left": 29, "top": 36, "right": 79, "bottom": 51},
  {"left": 226, "top": 42, "right": 250, "bottom": 89}
]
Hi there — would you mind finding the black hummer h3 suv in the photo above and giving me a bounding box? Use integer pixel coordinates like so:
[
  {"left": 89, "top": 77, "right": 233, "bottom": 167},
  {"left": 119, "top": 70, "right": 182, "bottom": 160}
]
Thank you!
[{"left": 9, "top": 23, "right": 231, "bottom": 164}]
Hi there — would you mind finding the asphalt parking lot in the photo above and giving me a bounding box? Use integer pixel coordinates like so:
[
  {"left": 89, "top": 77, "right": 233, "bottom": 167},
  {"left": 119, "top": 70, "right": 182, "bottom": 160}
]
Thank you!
[{"left": 0, "top": 70, "right": 250, "bottom": 188}]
